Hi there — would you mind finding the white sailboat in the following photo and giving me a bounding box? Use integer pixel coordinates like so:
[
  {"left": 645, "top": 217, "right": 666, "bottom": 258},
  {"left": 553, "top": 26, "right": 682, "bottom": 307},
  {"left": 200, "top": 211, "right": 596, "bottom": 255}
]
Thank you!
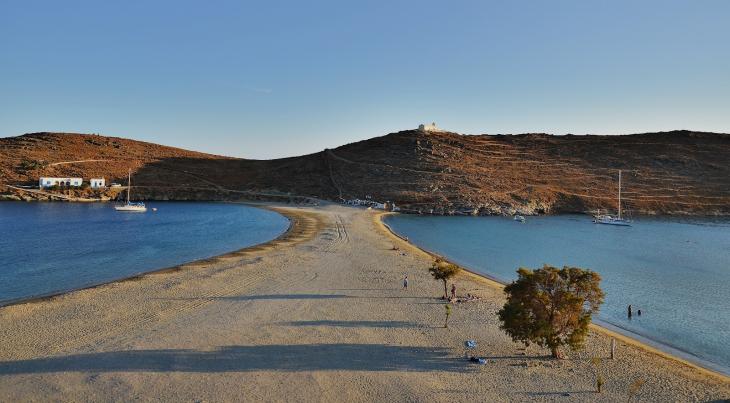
[
  {"left": 594, "top": 170, "right": 631, "bottom": 226},
  {"left": 114, "top": 169, "right": 147, "bottom": 212}
]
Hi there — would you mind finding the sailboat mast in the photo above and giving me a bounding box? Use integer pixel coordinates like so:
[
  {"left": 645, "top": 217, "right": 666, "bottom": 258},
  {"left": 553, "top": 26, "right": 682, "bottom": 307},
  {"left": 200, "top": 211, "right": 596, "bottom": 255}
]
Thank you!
[
  {"left": 618, "top": 170, "right": 622, "bottom": 220},
  {"left": 127, "top": 169, "right": 131, "bottom": 203}
]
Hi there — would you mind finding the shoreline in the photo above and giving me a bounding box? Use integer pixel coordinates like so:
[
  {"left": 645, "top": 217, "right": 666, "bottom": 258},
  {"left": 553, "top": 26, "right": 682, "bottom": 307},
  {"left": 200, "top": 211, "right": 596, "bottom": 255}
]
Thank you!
[
  {"left": 0, "top": 203, "right": 314, "bottom": 309},
  {"left": 5, "top": 194, "right": 730, "bottom": 218},
  {"left": 2, "top": 201, "right": 727, "bottom": 381},
  {"left": 375, "top": 211, "right": 730, "bottom": 381},
  {"left": 0, "top": 203, "right": 727, "bottom": 401}
]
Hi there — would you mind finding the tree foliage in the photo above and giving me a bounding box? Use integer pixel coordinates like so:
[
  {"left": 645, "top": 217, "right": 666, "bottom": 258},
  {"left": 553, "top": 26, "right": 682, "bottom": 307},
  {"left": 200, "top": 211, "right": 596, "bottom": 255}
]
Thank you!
[
  {"left": 16, "top": 159, "right": 46, "bottom": 172},
  {"left": 428, "top": 260, "right": 461, "bottom": 299},
  {"left": 498, "top": 265, "right": 604, "bottom": 358}
]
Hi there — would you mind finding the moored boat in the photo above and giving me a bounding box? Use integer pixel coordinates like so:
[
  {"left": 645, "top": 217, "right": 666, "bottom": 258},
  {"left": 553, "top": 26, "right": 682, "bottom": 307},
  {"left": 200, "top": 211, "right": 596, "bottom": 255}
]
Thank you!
[
  {"left": 114, "top": 169, "right": 147, "bottom": 212},
  {"left": 594, "top": 170, "right": 631, "bottom": 226}
]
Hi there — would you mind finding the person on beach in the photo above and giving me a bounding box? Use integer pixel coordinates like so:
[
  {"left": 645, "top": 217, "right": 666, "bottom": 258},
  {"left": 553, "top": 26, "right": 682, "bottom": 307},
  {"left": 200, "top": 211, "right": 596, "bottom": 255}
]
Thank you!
[
  {"left": 628, "top": 304, "right": 633, "bottom": 319},
  {"left": 451, "top": 283, "right": 456, "bottom": 299},
  {"left": 403, "top": 275, "right": 408, "bottom": 290}
]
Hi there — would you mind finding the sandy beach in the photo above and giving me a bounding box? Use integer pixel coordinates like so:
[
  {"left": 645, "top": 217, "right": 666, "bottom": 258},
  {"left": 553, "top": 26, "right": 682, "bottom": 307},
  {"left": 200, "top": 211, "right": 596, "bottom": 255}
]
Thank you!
[{"left": 0, "top": 203, "right": 728, "bottom": 402}]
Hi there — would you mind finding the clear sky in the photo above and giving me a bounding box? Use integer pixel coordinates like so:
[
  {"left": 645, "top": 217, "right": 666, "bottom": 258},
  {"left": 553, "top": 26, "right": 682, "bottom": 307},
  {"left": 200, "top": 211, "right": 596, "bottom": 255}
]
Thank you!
[{"left": 1, "top": 1, "right": 729, "bottom": 159}]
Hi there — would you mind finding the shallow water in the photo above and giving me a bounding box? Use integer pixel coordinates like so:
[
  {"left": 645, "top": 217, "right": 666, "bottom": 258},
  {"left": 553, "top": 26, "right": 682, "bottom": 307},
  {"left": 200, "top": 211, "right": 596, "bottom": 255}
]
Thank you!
[
  {"left": 0, "top": 202, "right": 289, "bottom": 305},
  {"left": 384, "top": 214, "right": 730, "bottom": 375}
]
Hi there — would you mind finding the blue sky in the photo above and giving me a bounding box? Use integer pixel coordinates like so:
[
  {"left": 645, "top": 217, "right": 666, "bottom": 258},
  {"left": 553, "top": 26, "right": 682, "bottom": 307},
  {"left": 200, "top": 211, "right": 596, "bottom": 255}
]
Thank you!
[{"left": 1, "top": 1, "right": 729, "bottom": 159}]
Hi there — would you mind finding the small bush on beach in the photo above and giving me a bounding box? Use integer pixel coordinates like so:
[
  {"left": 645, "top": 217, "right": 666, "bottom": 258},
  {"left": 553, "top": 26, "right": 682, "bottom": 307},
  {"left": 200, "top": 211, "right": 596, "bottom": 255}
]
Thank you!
[
  {"left": 498, "top": 265, "right": 604, "bottom": 359},
  {"left": 444, "top": 304, "right": 452, "bottom": 328},
  {"left": 428, "top": 260, "right": 461, "bottom": 299}
]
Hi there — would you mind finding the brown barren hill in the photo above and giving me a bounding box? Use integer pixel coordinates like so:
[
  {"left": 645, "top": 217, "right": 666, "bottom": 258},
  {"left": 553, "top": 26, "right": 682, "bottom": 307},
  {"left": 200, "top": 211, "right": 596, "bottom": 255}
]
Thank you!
[{"left": 1, "top": 130, "right": 729, "bottom": 215}]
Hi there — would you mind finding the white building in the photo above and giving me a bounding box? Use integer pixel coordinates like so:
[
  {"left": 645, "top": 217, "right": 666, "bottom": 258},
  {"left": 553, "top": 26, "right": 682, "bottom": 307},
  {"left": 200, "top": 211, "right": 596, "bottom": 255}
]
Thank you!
[
  {"left": 39, "top": 177, "right": 83, "bottom": 188},
  {"left": 418, "top": 122, "right": 441, "bottom": 132},
  {"left": 90, "top": 178, "right": 106, "bottom": 188}
]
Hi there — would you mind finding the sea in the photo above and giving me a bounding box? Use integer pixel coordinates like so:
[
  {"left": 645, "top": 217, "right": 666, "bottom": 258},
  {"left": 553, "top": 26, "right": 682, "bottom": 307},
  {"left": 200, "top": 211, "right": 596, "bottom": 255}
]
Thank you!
[
  {"left": 384, "top": 214, "right": 730, "bottom": 376},
  {"left": 0, "top": 202, "right": 289, "bottom": 306}
]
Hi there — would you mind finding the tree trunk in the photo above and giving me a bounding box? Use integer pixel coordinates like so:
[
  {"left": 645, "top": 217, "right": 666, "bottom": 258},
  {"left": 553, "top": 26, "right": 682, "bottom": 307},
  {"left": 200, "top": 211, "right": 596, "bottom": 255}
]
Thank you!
[
  {"left": 610, "top": 338, "right": 616, "bottom": 359},
  {"left": 443, "top": 280, "right": 448, "bottom": 299}
]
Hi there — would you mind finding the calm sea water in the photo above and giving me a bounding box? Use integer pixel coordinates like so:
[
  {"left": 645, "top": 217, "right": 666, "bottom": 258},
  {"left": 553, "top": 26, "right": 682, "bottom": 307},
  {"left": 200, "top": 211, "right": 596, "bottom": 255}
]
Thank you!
[
  {"left": 0, "top": 202, "right": 289, "bottom": 306},
  {"left": 384, "top": 214, "right": 730, "bottom": 375}
]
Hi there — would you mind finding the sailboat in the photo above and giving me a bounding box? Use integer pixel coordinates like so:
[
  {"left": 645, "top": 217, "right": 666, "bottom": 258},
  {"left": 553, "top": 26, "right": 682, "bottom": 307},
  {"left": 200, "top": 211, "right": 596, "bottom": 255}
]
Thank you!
[
  {"left": 593, "top": 170, "right": 631, "bottom": 226},
  {"left": 114, "top": 169, "right": 147, "bottom": 212}
]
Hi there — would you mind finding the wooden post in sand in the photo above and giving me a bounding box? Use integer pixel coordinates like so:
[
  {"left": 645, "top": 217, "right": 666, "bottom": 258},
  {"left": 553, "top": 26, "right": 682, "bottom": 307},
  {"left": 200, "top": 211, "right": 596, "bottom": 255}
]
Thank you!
[{"left": 610, "top": 338, "right": 616, "bottom": 359}]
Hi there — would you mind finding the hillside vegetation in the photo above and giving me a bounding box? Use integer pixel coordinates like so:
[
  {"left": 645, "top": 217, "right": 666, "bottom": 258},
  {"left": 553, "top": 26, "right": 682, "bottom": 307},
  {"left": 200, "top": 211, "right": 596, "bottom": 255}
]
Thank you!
[{"left": 1, "top": 130, "right": 729, "bottom": 215}]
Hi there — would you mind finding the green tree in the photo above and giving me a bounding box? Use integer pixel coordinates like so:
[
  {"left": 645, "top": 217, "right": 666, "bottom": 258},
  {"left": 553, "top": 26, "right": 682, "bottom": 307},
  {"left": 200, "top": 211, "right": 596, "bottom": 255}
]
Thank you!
[
  {"left": 444, "top": 304, "right": 452, "bottom": 328},
  {"left": 17, "top": 159, "right": 46, "bottom": 172},
  {"left": 428, "top": 260, "right": 461, "bottom": 299},
  {"left": 498, "top": 265, "right": 604, "bottom": 358}
]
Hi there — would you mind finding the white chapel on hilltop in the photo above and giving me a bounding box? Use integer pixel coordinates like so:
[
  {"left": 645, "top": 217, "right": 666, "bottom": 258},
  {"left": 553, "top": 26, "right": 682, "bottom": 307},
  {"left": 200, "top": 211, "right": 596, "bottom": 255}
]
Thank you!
[{"left": 418, "top": 122, "right": 441, "bottom": 132}]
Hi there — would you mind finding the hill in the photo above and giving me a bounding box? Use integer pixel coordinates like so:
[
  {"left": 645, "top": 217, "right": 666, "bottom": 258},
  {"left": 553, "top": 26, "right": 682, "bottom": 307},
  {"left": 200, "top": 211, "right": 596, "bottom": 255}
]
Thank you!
[{"left": 2, "top": 130, "right": 729, "bottom": 215}]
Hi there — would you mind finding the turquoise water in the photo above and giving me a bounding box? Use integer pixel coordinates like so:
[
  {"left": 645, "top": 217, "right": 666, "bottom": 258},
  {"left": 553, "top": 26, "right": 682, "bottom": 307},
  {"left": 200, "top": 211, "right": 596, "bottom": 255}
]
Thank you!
[
  {"left": 384, "top": 214, "right": 730, "bottom": 375},
  {"left": 0, "top": 202, "right": 289, "bottom": 306}
]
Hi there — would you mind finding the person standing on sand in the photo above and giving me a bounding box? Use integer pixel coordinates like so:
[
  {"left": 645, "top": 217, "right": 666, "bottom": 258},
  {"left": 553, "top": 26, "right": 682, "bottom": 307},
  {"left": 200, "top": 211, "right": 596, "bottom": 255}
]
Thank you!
[
  {"left": 403, "top": 275, "right": 408, "bottom": 290},
  {"left": 451, "top": 283, "right": 456, "bottom": 299}
]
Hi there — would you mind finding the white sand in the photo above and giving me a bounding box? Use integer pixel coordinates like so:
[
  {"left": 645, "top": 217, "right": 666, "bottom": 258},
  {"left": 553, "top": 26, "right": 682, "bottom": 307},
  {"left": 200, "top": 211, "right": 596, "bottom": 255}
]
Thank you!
[{"left": 0, "top": 204, "right": 727, "bottom": 402}]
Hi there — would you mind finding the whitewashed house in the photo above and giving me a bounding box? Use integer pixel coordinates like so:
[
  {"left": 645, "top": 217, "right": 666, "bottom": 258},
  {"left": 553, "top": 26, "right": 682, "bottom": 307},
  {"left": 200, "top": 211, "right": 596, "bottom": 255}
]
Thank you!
[
  {"left": 39, "top": 177, "right": 83, "bottom": 188},
  {"left": 418, "top": 122, "right": 441, "bottom": 132},
  {"left": 90, "top": 178, "right": 106, "bottom": 188}
]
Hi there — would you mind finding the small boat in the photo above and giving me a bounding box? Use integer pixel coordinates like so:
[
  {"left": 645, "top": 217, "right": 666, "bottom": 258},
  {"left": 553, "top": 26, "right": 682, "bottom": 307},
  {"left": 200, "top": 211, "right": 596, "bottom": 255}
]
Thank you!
[
  {"left": 593, "top": 215, "right": 631, "bottom": 226},
  {"left": 114, "top": 169, "right": 147, "bottom": 212},
  {"left": 514, "top": 215, "right": 526, "bottom": 223},
  {"left": 594, "top": 170, "right": 631, "bottom": 226}
]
